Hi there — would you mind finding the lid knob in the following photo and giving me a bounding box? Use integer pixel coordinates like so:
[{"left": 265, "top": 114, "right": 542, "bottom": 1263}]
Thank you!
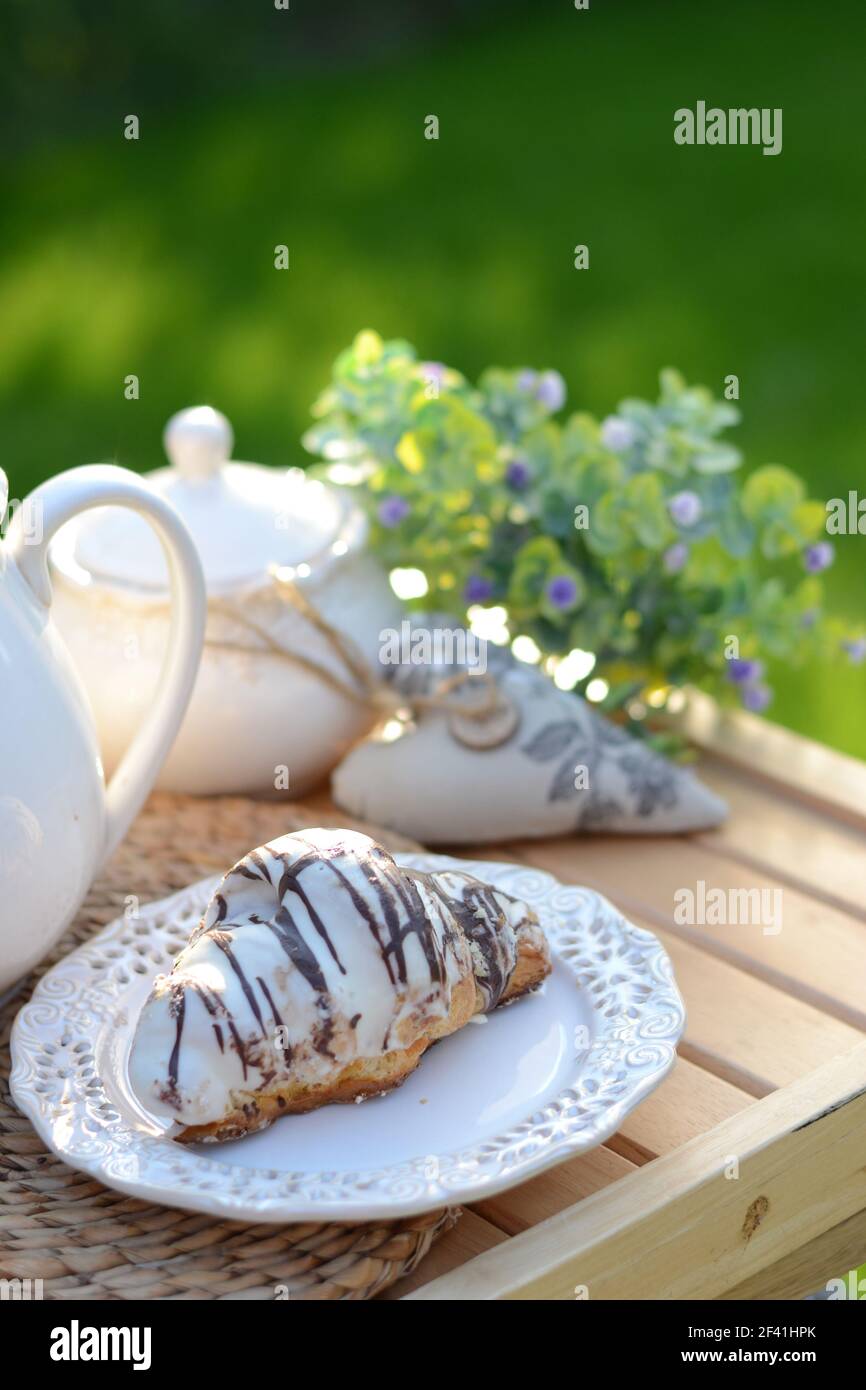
[{"left": 164, "top": 406, "right": 233, "bottom": 482}]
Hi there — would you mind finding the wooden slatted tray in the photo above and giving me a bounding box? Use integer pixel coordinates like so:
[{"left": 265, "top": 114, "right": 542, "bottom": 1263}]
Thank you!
[
  {"left": 7, "top": 700, "right": 862, "bottom": 1300},
  {"left": 345, "top": 699, "right": 866, "bottom": 1299}
]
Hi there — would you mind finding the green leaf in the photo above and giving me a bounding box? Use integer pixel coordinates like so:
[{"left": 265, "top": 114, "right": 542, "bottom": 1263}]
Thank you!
[
  {"left": 522, "top": 422, "right": 561, "bottom": 473},
  {"left": 742, "top": 465, "right": 805, "bottom": 523},
  {"left": 659, "top": 367, "right": 687, "bottom": 401},
  {"left": 691, "top": 443, "right": 742, "bottom": 474},
  {"left": 760, "top": 518, "right": 802, "bottom": 559},
  {"left": 600, "top": 679, "right": 644, "bottom": 711},
  {"left": 569, "top": 453, "right": 624, "bottom": 507},
  {"left": 683, "top": 536, "right": 739, "bottom": 585},
  {"left": 623, "top": 473, "right": 675, "bottom": 549},
  {"left": 717, "top": 500, "right": 756, "bottom": 558},
  {"left": 540, "top": 488, "right": 579, "bottom": 539},
  {"left": 508, "top": 535, "right": 562, "bottom": 607},
  {"left": 560, "top": 412, "right": 600, "bottom": 459},
  {"left": 792, "top": 576, "right": 822, "bottom": 613},
  {"left": 584, "top": 492, "right": 630, "bottom": 556},
  {"left": 791, "top": 499, "right": 828, "bottom": 544}
]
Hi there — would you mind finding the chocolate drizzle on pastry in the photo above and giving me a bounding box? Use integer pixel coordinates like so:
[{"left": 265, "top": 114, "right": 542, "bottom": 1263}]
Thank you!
[
  {"left": 411, "top": 870, "right": 518, "bottom": 1011},
  {"left": 164, "top": 982, "right": 185, "bottom": 1105},
  {"left": 130, "top": 828, "right": 549, "bottom": 1133}
]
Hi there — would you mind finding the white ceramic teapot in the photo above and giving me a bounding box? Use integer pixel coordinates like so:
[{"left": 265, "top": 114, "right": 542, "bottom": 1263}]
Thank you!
[
  {"left": 0, "top": 464, "right": 206, "bottom": 993},
  {"left": 48, "top": 407, "right": 401, "bottom": 796}
]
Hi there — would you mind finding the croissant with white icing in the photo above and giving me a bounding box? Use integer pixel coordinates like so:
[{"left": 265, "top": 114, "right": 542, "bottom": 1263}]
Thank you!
[{"left": 129, "top": 828, "right": 551, "bottom": 1142}]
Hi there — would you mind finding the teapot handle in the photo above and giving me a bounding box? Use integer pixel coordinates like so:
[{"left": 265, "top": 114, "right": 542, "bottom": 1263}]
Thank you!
[{"left": 7, "top": 464, "right": 206, "bottom": 864}]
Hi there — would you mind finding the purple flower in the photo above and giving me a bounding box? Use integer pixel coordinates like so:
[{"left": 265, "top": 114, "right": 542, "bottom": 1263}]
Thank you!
[
  {"left": 546, "top": 574, "right": 579, "bottom": 610},
  {"left": 741, "top": 684, "right": 772, "bottom": 713},
  {"left": 377, "top": 495, "right": 410, "bottom": 528},
  {"left": 420, "top": 360, "right": 446, "bottom": 383},
  {"left": 464, "top": 574, "right": 494, "bottom": 603},
  {"left": 668, "top": 490, "right": 702, "bottom": 527},
  {"left": 600, "top": 416, "right": 637, "bottom": 453},
  {"left": 800, "top": 608, "right": 819, "bottom": 629},
  {"left": 726, "top": 658, "right": 765, "bottom": 685},
  {"left": 663, "top": 542, "right": 688, "bottom": 574},
  {"left": 803, "top": 542, "right": 834, "bottom": 573},
  {"left": 506, "top": 457, "right": 533, "bottom": 490},
  {"left": 535, "top": 370, "right": 567, "bottom": 413},
  {"left": 842, "top": 637, "right": 866, "bottom": 664},
  {"left": 516, "top": 369, "right": 538, "bottom": 393}
]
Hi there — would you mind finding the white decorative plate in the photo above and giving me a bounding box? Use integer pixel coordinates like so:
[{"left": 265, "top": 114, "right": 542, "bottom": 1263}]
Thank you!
[{"left": 10, "top": 855, "right": 685, "bottom": 1222}]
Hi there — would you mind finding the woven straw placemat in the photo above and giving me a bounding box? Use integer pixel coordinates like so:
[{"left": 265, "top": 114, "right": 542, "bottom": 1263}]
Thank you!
[{"left": 0, "top": 793, "right": 456, "bottom": 1300}]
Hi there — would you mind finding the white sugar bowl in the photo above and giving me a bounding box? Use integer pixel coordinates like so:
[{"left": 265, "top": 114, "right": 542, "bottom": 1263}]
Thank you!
[{"left": 49, "top": 407, "right": 401, "bottom": 796}]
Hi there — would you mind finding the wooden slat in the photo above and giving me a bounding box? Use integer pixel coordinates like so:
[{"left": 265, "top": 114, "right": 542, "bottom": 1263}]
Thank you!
[
  {"left": 721, "top": 1205, "right": 866, "bottom": 1300},
  {"left": 406, "top": 1042, "right": 866, "bottom": 1300},
  {"left": 510, "top": 841, "right": 864, "bottom": 1096},
  {"left": 388, "top": 1063, "right": 746, "bottom": 1289},
  {"left": 471, "top": 1145, "right": 633, "bottom": 1236},
  {"left": 610, "top": 1057, "right": 753, "bottom": 1163},
  {"left": 698, "top": 758, "right": 866, "bottom": 924},
  {"left": 380, "top": 1209, "right": 506, "bottom": 1299},
  {"left": 397, "top": 1062, "right": 753, "bottom": 1290},
  {"left": 675, "top": 688, "right": 866, "bottom": 829},
  {"left": 659, "top": 928, "right": 863, "bottom": 1096},
  {"left": 512, "top": 833, "right": 866, "bottom": 1030}
]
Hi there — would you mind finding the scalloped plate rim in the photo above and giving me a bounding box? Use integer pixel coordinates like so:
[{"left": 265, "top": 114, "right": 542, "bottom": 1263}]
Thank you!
[{"left": 10, "top": 854, "right": 686, "bottom": 1222}]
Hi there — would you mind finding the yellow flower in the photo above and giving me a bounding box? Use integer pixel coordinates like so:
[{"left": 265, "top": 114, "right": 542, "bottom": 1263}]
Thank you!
[
  {"left": 354, "top": 329, "right": 383, "bottom": 364},
  {"left": 396, "top": 432, "right": 425, "bottom": 474}
]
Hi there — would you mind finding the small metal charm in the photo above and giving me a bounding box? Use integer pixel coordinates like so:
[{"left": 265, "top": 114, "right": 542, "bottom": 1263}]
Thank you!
[{"left": 449, "top": 689, "right": 520, "bottom": 749}]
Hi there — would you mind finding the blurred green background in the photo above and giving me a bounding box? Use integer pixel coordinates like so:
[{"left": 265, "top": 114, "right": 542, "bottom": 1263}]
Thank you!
[{"left": 3, "top": 0, "right": 865, "bottom": 755}]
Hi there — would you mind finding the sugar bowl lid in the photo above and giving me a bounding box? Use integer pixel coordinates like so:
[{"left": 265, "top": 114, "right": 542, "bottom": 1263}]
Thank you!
[{"left": 53, "top": 407, "right": 360, "bottom": 595}]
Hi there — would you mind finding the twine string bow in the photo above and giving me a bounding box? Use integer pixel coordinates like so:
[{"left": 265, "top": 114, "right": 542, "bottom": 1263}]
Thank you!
[{"left": 207, "top": 566, "right": 503, "bottom": 726}]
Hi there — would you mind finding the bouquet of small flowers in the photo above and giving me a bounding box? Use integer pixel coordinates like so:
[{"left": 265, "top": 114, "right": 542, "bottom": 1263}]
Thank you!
[{"left": 304, "top": 330, "right": 863, "bottom": 727}]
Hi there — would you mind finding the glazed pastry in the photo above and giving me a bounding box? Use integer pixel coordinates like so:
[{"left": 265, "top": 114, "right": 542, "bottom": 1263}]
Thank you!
[{"left": 129, "top": 828, "right": 550, "bottom": 1142}]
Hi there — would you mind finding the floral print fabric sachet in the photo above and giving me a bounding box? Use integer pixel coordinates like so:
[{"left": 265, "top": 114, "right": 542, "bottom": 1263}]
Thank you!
[{"left": 332, "top": 623, "right": 726, "bottom": 845}]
